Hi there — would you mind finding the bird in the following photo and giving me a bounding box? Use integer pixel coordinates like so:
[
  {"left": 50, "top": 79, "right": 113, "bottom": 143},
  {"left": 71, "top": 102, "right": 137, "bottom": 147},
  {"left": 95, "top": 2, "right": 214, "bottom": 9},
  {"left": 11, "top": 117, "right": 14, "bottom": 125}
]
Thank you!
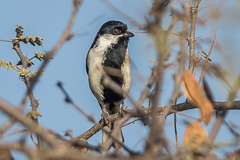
[{"left": 86, "top": 20, "right": 134, "bottom": 149}]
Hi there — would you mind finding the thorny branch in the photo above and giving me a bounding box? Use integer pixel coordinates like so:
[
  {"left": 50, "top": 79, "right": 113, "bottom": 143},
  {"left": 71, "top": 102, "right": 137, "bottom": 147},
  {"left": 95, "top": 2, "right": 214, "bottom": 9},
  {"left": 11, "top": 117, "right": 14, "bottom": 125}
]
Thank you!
[
  {"left": 12, "top": 25, "right": 44, "bottom": 149},
  {"left": 188, "top": 0, "right": 202, "bottom": 72},
  {"left": 0, "top": 0, "right": 82, "bottom": 157}
]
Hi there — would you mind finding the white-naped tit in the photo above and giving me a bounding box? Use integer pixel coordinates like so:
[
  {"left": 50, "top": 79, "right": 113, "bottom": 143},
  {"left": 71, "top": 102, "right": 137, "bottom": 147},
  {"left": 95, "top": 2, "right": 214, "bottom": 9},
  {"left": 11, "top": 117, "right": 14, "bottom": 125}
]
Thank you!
[{"left": 86, "top": 20, "right": 134, "bottom": 149}]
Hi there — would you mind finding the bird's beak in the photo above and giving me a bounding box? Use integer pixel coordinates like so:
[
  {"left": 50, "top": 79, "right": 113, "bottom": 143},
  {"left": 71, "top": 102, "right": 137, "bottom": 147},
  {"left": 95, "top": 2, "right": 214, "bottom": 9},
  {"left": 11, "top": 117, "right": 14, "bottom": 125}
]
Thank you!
[{"left": 124, "top": 31, "right": 135, "bottom": 38}]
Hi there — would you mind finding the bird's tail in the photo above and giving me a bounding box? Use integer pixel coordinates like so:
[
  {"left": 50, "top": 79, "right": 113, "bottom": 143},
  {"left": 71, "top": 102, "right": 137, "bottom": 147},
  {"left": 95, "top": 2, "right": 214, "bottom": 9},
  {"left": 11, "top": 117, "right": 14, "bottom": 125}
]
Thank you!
[{"left": 102, "top": 122, "right": 124, "bottom": 149}]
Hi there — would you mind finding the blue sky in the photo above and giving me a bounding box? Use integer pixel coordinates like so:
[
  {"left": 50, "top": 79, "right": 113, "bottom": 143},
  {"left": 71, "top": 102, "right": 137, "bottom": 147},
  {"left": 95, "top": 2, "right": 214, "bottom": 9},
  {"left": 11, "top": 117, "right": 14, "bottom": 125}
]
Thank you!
[{"left": 0, "top": 0, "right": 240, "bottom": 159}]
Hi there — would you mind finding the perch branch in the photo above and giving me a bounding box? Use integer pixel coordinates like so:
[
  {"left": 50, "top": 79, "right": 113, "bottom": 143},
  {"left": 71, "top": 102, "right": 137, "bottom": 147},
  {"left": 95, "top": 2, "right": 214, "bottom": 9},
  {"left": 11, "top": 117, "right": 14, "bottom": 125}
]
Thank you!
[{"left": 75, "top": 100, "right": 240, "bottom": 150}]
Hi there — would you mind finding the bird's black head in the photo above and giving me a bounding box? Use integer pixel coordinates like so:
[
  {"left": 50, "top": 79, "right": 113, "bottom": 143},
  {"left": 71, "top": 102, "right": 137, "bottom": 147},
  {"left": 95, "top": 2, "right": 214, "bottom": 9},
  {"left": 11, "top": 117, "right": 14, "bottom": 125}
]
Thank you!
[
  {"left": 91, "top": 20, "right": 134, "bottom": 48},
  {"left": 98, "top": 21, "right": 134, "bottom": 37}
]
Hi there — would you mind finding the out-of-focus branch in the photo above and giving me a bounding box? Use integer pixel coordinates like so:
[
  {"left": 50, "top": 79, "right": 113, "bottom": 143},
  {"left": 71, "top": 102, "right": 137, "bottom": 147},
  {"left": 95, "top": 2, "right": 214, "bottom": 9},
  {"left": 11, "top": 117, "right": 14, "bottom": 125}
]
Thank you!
[
  {"left": 28, "top": 0, "right": 82, "bottom": 95},
  {"left": 135, "top": 66, "right": 156, "bottom": 109},
  {"left": 145, "top": 0, "right": 186, "bottom": 156},
  {"left": 0, "top": 142, "right": 38, "bottom": 160},
  {"left": 145, "top": 24, "right": 170, "bottom": 156},
  {"left": 0, "top": 142, "right": 98, "bottom": 160},
  {"left": 0, "top": 98, "right": 62, "bottom": 149},
  {"left": 156, "top": 0, "right": 191, "bottom": 131},
  {"left": 209, "top": 75, "right": 240, "bottom": 141},
  {"left": 0, "top": 118, "right": 15, "bottom": 140}
]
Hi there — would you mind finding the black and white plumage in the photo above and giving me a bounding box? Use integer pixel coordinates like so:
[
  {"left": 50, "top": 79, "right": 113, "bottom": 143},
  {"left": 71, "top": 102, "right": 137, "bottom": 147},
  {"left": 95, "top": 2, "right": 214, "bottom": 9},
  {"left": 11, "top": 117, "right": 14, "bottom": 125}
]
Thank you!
[{"left": 86, "top": 21, "right": 134, "bottom": 148}]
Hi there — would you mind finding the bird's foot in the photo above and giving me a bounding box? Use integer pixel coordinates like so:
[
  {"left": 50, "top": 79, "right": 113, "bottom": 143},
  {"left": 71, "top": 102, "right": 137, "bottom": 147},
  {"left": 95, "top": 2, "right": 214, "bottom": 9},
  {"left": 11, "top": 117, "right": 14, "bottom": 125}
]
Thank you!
[
  {"left": 102, "top": 107, "right": 111, "bottom": 127},
  {"left": 102, "top": 107, "right": 120, "bottom": 127}
]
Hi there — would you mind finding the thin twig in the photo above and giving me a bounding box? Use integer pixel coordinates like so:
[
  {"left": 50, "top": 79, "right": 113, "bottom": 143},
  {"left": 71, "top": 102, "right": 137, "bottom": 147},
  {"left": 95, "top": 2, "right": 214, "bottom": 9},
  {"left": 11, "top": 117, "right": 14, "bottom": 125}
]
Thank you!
[
  {"left": 57, "top": 81, "right": 96, "bottom": 123},
  {"left": 199, "top": 30, "right": 217, "bottom": 82},
  {"left": 0, "top": 118, "right": 15, "bottom": 140},
  {"left": 199, "top": 4, "right": 215, "bottom": 11},
  {"left": 0, "top": 39, "right": 12, "bottom": 42},
  {"left": 135, "top": 66, "right": 157, "bottom": 109},
  {"left": 195, "top": 28, "right": 216, "bottom": 39},
  {"left": 129, "top": 30, "right": 147, "bottom": 33},
  {"left": 174, "top": 98, "right": 179, "bottom": 151},
  {"left": 174, "top": 113, "right": 179, "bottom": 149},
  {"left": 209, "top": 75, "right": 240, "bottom": 141}
]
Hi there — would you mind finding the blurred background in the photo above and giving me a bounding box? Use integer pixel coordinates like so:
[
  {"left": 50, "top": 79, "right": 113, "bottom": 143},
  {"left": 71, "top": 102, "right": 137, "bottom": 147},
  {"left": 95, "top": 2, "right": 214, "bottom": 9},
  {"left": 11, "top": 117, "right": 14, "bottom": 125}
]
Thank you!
[{"left": 0, "top": 0, "right": 240, "bottom": 159}]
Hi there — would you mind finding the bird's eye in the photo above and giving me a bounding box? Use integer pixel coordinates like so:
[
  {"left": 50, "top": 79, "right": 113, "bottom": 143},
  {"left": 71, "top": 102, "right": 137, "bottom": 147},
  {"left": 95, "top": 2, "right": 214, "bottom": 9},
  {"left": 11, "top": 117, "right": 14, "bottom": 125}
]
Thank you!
[{"left": 113, "top": 28, "right": 121, "bottom": 35}]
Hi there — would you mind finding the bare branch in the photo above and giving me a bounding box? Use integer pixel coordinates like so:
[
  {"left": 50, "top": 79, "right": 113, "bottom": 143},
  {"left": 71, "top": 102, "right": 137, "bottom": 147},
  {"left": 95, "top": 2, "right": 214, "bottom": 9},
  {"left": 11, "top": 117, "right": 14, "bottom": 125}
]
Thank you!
[{"left": 188, "top": 0, "right": 202, "bottom": 72}]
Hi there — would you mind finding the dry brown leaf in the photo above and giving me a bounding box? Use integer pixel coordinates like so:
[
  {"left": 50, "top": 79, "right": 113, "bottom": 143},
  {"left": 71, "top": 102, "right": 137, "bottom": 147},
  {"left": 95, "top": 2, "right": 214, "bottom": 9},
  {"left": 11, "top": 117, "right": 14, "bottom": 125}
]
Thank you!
[
  {"left": 182, "top": 69, "right": 213, "bottom": 124},
  {"left": 234, "top": 148, "right": 240, "bottom": 160},
  {"left": 183, "top": 121, "right": 208, "bottom": 148}
]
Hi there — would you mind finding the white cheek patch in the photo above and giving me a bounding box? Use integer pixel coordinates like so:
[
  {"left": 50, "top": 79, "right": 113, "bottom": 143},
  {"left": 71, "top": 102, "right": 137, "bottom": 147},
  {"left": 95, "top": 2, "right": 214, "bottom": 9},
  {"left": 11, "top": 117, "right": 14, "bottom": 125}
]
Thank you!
[{"left": 95, "top": 34, "right": 122, "bottom": 52}]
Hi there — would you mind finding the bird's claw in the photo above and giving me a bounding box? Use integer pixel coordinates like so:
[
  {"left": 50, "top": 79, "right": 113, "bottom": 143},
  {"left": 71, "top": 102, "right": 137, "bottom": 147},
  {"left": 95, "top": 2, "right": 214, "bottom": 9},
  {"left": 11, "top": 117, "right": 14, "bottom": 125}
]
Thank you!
[{"left": 102, "top": 107, "right": 111, "bottom": 127}]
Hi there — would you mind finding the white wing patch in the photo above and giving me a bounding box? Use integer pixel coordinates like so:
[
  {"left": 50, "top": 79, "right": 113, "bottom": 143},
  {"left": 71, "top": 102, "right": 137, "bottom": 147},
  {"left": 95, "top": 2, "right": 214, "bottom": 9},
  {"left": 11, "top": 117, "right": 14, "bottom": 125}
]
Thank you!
[
  {"left": 121, "top": 49, "right": 131, "bottom": 98},
  {"left": 87, "top": 49, "right": 105, "bottom": 104}
]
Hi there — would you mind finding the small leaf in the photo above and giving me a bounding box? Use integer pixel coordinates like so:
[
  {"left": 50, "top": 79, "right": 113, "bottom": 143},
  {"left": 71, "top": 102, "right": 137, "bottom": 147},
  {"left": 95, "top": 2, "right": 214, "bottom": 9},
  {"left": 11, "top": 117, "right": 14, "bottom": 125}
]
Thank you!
[
  {"left": 37, "top": 37, "right": 44, "bottom": 41},
  {"left": 16, "top": 34, "right": 44, "bottom": 46},
  {"left": 183, "top": 121, "right": 208, "bottom": 148},
  {"left": 3, "top": 61, "right": 7, "bottom": 68},
  {"left": 18, "top": 25, "right": 25, "bottom": 30},
  {"left": 27, "top": 111, "right": 43, "bottom": 120},
  {"left": 7, "top": 63, "right": 11, "bottom": 70},
  {"left": 29, "top": 38, "right": 35, "bottom": 46},
  {"left": 182, "top": 69, "right": 213, "bottom": 124},
  {"left": 33, "top": 52, "right": 53, "bottom": 61},
  {"left": 0, "top": 60, "right": 17, "bottom": 71},
  {"left": 17, "top": 68, "right": 31, "bottom": 77}
]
